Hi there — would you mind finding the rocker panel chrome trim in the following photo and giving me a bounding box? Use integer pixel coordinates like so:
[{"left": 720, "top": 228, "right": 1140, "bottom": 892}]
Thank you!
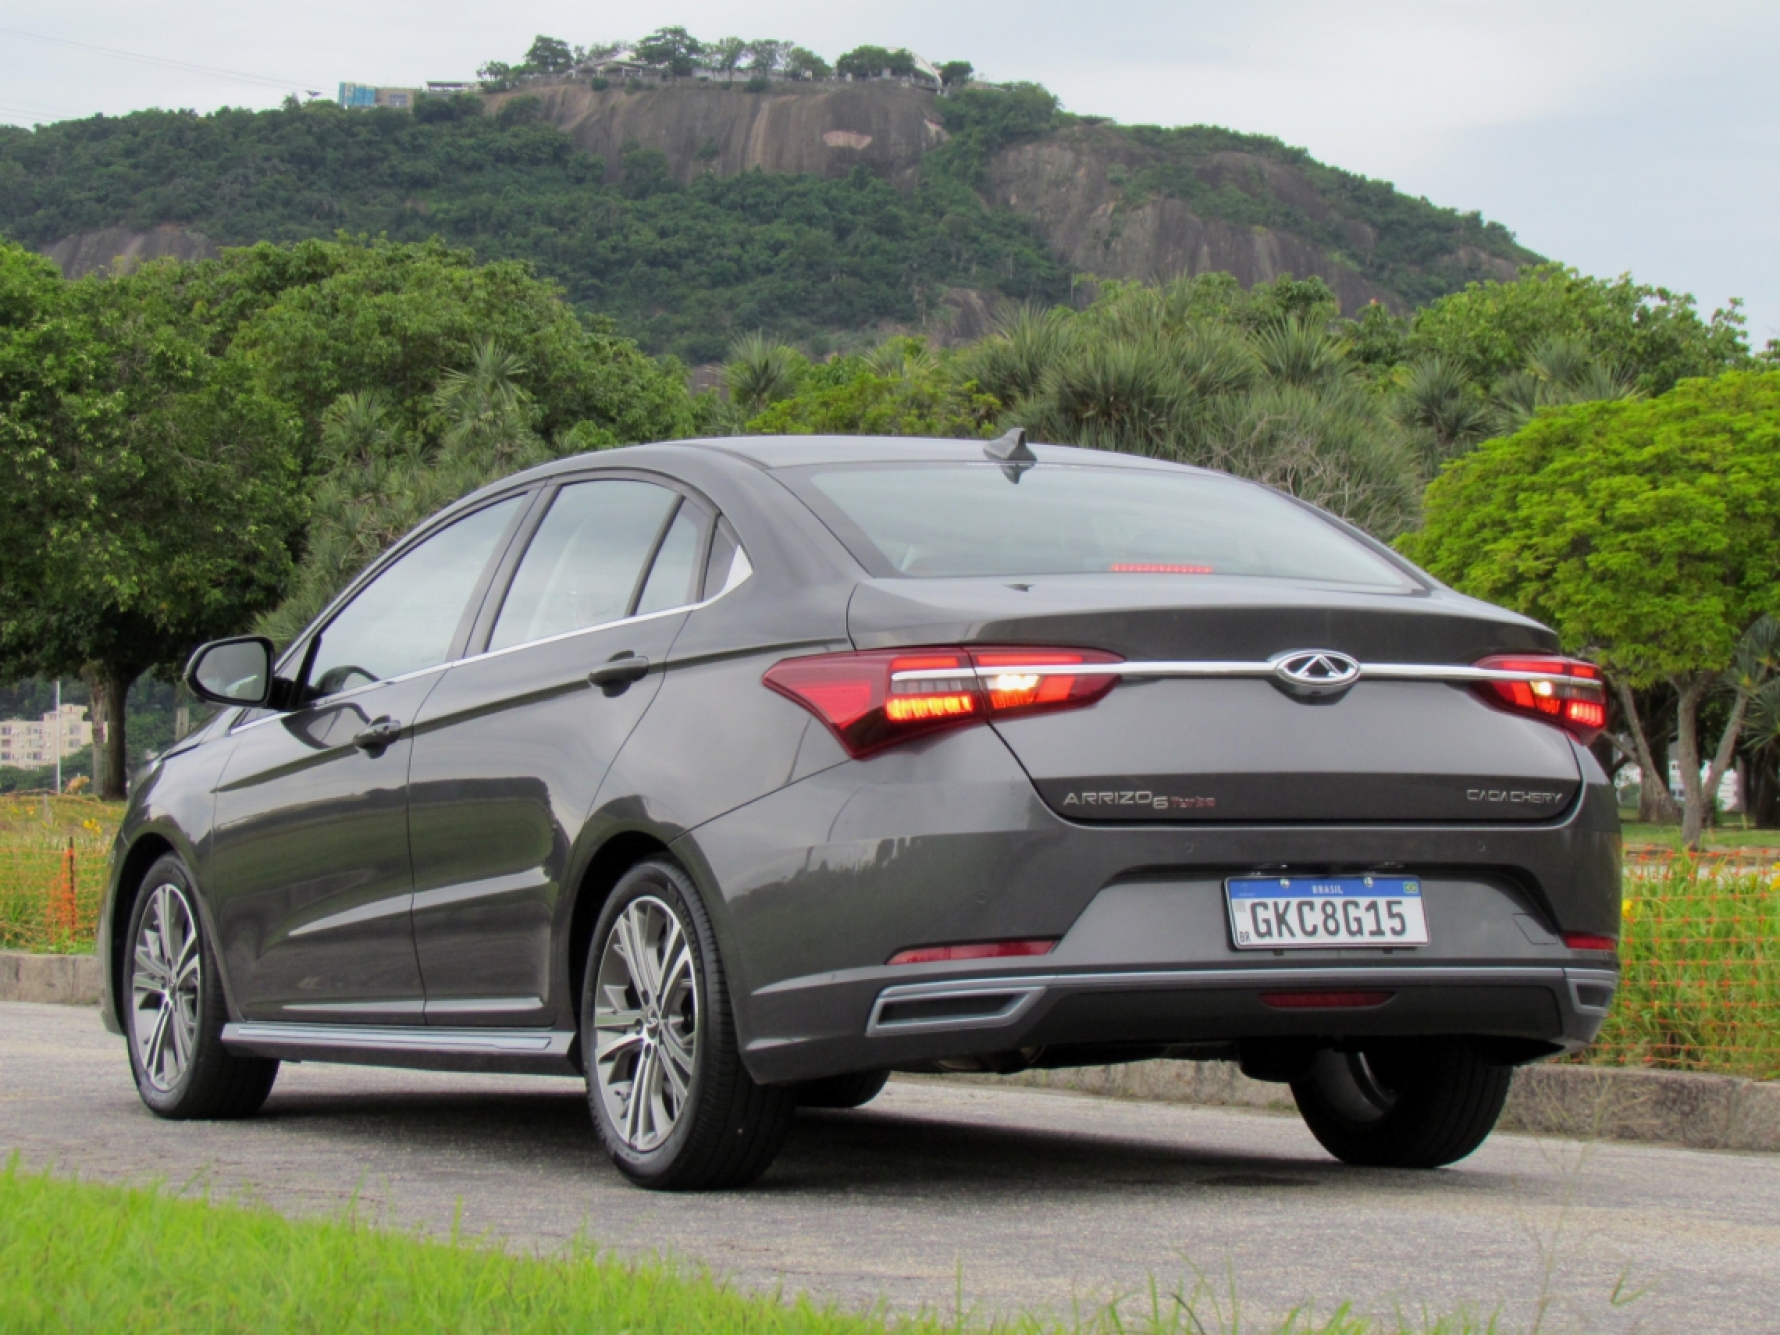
[{"left": 221, "top": 1021, "right": 574, "bottom": 1056}]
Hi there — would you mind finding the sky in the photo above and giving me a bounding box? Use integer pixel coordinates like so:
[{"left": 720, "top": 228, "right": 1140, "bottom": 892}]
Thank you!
[{"left": 4, "top": 1, "right": 1775, "bottom": 343}]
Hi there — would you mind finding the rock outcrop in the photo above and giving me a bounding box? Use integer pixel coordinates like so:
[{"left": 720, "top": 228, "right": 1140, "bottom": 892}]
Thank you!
[
  {"left": 42, "top": 224, "right": 219, "bottom": 278},
  {"left": 487, "top": 82, "right": 948, "bottom": 189}
]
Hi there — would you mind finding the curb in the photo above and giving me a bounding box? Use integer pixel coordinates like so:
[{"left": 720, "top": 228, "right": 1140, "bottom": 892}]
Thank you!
[
  {"left": 934, "top": 1058, "right": 1780, "bottom": 1154},
  {"left": 0, "top": 950, "right": 102, "bottom": 1006}
]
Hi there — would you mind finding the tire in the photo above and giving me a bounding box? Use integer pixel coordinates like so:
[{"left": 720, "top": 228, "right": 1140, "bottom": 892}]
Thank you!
[
  {"left": 1290, "top": 1038, "right": 1511, "bottom": 1169},
  {"left": 122, "top": 854, "right": 279, "bottom": 1120},
  {"left": 582, "top": 857, "right": 793, "bottom": 1190},
  {"left": 794, "top": 1069, "right": 890, "bottom": 1110}
]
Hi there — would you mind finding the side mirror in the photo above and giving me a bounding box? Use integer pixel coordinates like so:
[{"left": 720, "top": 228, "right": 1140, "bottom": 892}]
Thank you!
[{"left": 184, "top": 636, "right": 276, "bottom": 707}]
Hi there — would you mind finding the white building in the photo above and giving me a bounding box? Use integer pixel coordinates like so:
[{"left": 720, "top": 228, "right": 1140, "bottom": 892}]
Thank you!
[{"left": 0, "top": 704, "right": 92, "bottom": 769}]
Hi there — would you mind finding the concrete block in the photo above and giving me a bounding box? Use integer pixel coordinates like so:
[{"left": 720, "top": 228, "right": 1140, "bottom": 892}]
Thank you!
[
  {"left": 0, "top": 950, "right": 102, "bottom": 1006},
  {"left": 1727, "top": 1082, "right": 1780, "bottom": 1153}
]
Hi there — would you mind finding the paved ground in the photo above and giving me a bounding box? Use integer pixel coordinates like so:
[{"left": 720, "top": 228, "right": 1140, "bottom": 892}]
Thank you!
[{"left": 3, "top": 1002, "right": 1776, "bottom": 1332}]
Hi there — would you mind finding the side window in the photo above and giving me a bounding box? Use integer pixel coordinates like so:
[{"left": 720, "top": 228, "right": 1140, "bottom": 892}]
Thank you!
[
  {"left": 635, "top": 500, "right": 709, "bottom": 617},
  {"left": 488, "top": 480, "right": 676, "bottom": 652},
  {"left": 307, "top": 496, "right": 524, "bottom": 699},
  {"left": 702, "top": 517, "right": 750, "bottom": 598}
]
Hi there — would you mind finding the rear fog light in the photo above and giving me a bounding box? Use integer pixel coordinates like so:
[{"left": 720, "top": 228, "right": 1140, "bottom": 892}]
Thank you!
[
  {"left": 1562, "top": 932, "right": 1617, "bottom": 953},
  {"left": 887, "top": 939, "right": 1057, "bottom": 966},
  {"left": 1259, "top": 990, "right": 1394, "bottom": 1009}
]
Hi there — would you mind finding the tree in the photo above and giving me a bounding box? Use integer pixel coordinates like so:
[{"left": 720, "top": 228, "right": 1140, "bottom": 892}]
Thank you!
[
  {"left": 637, "top": 26, "right": 703, "bottom": 78},
  {"left": 745, "top": 40, "right": 788, "bottom": 75},
  {"left": 523, "top": 35, "right": 574, "bottom": 75},
  {"left": 0, "top": 245, "right": 303, "bottom": 798},
  {"left": 939, "top": 60, "right": 974, "bottom": 89},
  {"left": 1409, "top": 265, "right": 1752, "bottom": 398},
  {"left": 742, "top": 338, "right": 1000, "bottom": 438},
  {"left": 1399, "top": 371, "right": 1780, "bottom": 847},
  {"left": 707, "top": 37, "right": 747, "bottom": 82},
  {"left": 782, "top": 46, "right": 831, "bottom": 80},
  {"left": 836, "top": 46, "right": 916, "bottom": 80}
]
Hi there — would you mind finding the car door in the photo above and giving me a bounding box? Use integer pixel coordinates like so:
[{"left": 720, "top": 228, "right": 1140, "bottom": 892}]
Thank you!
[
  {"left": 209, "top": 494, "right": 531, "bottom": 1023},
  {"left": 406, "top": 477, "right": 713, "bottom": 1024}
]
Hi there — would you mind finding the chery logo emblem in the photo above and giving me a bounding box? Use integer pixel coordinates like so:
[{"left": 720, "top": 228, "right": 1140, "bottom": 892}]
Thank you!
[{"left": 1274, "top": 650, "right": 1363, "bottom": 691}]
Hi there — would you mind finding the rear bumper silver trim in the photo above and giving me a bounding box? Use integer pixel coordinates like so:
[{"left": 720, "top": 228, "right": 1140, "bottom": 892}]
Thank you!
[
  {"left": 866, "top": 964, "right": 1585, "bottom": 1037},
  {"left": 221, "top": 1021, "right": 574, "bottom": 1057}
]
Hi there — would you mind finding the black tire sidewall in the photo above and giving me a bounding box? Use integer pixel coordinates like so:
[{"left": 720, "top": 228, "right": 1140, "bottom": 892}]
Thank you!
[
  {"left": 1291, "top": 1039, "right": 1509, "bottom": 1168},
  {"left": 582, "top": 859, "right": 719, "bottom": 1184}
]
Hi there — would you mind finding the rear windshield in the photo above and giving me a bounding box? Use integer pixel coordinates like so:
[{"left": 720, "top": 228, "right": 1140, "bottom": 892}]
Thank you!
[{"left": 792, "top": 462, "right": 1411, "bottom": 588}]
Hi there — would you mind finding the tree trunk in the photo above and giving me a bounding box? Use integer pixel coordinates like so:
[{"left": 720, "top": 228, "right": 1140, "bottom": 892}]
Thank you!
[
  {"left": 1749, "top": 746, "right": 1780, "bottom": 828},
  {"left": 81, "top": 667, "right": 134, "bottom": 801},
  {"left": 1698, "top": 690, "right": 1751, "bottom": 843},
  {"left": 1674, "top": 674, "right": 1712, "bottom": 850},
  {"left": 1612, "top": 677, "right": 1678, "bottom": 824}
]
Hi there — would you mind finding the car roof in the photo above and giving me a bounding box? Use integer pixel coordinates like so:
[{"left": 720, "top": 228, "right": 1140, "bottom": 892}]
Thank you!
[{"left": 495, "top": 435, "right": 1201, "bottom": 487}]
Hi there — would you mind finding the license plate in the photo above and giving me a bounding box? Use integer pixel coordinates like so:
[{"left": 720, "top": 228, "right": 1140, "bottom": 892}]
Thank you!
[{"left": 1226, "top": 875, "right": 1429, "bottom": 949}]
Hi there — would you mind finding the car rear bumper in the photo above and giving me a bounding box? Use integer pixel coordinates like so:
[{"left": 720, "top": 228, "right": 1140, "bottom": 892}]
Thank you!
[
  {"left": 742, "top": 960, "right": 1615, "bottom": 1083},
  {"left": 674, "top": 726, "right": 1623, "bottom": 1085}
]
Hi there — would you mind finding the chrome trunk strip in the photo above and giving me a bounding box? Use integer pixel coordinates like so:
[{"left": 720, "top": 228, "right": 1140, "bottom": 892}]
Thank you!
[{"left": 891, "top": 661, "right": 1580, "bottom": 685}]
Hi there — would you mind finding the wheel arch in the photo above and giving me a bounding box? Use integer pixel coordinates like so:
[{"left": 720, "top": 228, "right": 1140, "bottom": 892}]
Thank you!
[
  {"left": 565, "top": 829, "right": 674, "bottom": 1046},
  {"left": 105, "top": 832, "right": 177, "bottom": 1030}
]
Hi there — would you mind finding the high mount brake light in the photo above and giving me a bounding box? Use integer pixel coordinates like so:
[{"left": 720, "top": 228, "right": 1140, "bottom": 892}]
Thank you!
[
  {"left": 763, "top": 646, "right": 1123, "bottom": 758},
  {"left": 1472, "top": 655, "right": 1608, "bottom": 744}
]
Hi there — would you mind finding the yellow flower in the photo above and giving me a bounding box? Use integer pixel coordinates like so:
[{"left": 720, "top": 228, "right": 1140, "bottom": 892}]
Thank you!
[{"left": 1621, "top": 898, "right": 1637, "bottom": 921}]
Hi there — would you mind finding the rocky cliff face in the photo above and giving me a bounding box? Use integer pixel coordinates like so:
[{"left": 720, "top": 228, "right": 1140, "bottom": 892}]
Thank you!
[
  {"left": 983, "top": 132, "right": 1401, "bottom": 313},
  {"left": 487, "top": 82, "right": 948, "bottom": 189},
  {"left": 43, "top": 224, "right": 218, "bottom": 278},
  {"left": 483, "top": 82, "right": 1519, "bottom": 318}
]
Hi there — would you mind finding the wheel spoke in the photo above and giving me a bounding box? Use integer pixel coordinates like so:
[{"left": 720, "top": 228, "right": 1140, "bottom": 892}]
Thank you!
[{"left": 592, "top": 892, "right": 702, "bottom": 1153}]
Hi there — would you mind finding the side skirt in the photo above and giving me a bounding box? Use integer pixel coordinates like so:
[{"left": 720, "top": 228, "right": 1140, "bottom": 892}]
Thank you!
[{"left": 220, "top": 1021, "right": 581, "bottom": 1077}]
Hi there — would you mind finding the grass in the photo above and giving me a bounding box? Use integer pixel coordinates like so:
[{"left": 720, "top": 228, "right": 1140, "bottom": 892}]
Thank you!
[
  {"left": 1587, "top": 855, "right": 1780, "bottom": 1081},
  {"left": 0, "top": 1159, "right": 1500, "bottom": 1335},
  {"left": 1620, "top": 820, "right": 1780, "bottom": 851},
  {"left": 0, "top": 795, "right": 117, "bottom": 953}
]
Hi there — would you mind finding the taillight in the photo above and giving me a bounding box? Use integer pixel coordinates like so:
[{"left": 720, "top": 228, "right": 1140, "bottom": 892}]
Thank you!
[
  {"left": 1472, "top": 655, "right": 1608, "bottom": 743},
  {"left": 763, "top": 646, "right": 1122, "bottom": 758}
]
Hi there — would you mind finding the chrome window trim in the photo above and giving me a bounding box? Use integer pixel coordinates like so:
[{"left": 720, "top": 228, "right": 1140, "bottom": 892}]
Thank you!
[{"left": 230, "top": 554, "right": 752, "bottom": 734}]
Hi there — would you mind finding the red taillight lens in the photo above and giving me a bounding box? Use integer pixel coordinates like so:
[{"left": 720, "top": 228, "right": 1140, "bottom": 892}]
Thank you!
[
  {"left": 1562, "top": 932, "right": 1617, "bottom": 953},
  {"left": 887, "top": 938, "right": 1057, "bottom": 966},
  {"left": 1472, "top": 655, "right": 1608, "bottom": 743},
  {"left": 763, "top": 646, "right": 1122, "bottom": 758}
]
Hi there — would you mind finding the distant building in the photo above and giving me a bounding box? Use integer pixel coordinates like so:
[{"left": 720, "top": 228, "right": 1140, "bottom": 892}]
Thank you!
[
  {"left": 0, "top": 704, "right": 91, "bottom": 770},
  {"left": 425, "top": 81, "right": 478, "bottom": 96},
  {"left": 337, "top": 82, "right": 425, "bottom": 110}
]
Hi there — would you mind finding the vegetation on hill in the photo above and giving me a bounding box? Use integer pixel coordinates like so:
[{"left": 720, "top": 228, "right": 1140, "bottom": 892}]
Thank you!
[
  {"left": 3, "top": 49, "right": 1539, "bottom": 359},
  {"left": 0, "top": 93, "right": 1069, "bottom": 362}
]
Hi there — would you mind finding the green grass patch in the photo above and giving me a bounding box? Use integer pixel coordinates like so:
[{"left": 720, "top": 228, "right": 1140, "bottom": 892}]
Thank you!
[
  {"left": 0, "top": 1159, "right": 1504, "bottom": 1334},
  {"left": 0, "top": 796, "right": 115, "bottom": 953},
  {"left": 1621, "top": 820, "right": 1780, "bottom": 850},
  {"left": 1588, "top": 857, "right": 1780, "bottom": 1080}
]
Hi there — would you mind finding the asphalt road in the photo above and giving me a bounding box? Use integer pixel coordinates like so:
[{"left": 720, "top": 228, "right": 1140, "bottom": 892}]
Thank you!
[{"left": 3, "top": 1002, "right": 1776, "bottom": 1332}]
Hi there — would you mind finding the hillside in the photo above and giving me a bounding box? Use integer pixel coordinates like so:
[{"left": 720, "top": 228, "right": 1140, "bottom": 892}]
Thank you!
[{"left": 0, "top": 80, "right": 1538, "bottom": 359}]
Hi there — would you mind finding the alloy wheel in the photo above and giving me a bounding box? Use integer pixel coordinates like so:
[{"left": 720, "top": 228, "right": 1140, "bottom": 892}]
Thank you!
[
  {"left": 592, "top": 895, "right": 699, "bottom": 1151},
  {"left": 130, "top": 882, "right": 202, "bottom": 1093}
]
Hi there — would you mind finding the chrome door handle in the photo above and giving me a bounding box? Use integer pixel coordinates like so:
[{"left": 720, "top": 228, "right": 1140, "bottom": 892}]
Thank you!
[
  {"left": 353, "top": 717, "right": 402, "bottom": 752},
  {"left": 588, "top": 653, "right": 650, "bottom": 695}
]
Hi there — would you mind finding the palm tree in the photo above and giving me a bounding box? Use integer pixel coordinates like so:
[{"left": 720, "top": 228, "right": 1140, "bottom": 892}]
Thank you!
[{"left": 725, "top": 332, "right": 801, "bottom": 416}]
